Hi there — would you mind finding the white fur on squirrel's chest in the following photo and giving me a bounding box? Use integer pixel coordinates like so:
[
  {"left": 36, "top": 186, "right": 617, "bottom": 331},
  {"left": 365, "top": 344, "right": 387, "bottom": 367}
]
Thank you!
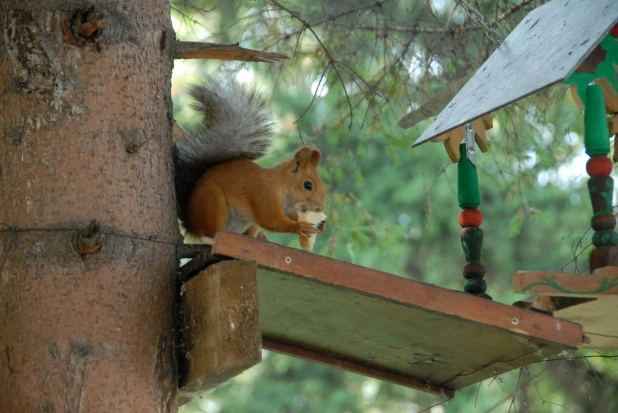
[{"left": 226, "top": 210, "right": 254, "bottom": 233}]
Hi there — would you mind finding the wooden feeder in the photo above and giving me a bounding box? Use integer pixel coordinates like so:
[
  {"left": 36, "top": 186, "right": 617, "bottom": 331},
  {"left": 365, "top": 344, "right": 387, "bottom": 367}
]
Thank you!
[
  {"left": 178, "top": 233, "right": 582, "bottom": 401},
  {"left": 412, "top": 0, "right": 618, "bottom": 350},
  {"left": 175, "top": 0, "right": 618, "bottom": 403}
]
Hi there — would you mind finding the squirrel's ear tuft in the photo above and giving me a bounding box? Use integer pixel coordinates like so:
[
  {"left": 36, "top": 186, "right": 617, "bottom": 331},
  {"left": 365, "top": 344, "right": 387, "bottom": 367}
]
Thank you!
[
  {"left": 309, "top": 149, "right": 321, "bottom": 166},
  {"left": 293, "top": 147, "right": 313, "bottom": 163},
  {"left": 294, "top": 147, "right": 321, "bottom": 167}
]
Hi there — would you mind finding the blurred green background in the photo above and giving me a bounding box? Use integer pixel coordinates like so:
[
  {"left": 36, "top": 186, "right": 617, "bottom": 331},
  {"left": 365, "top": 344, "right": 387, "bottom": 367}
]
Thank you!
[{"left": 171, "top": 1, "right": 618, "bottom": 411}]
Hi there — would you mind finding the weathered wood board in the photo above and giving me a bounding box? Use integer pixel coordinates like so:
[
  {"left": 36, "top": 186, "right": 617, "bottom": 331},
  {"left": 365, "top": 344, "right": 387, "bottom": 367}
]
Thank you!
[
  {"left": 514, "top": 267, "right": 618, "bottom": 349},
  {"left": 554, "top": 298, "right": 618, "bottom": 349},
  {"left": 179, "top": 260, "right": 262, "bottom": 404},
  {"left": 212, "top": 232, "right": 583, "bottom": 397}
]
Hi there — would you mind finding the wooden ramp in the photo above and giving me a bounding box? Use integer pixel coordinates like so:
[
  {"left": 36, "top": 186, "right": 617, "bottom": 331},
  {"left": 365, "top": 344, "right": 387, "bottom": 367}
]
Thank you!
[
  {"left": 514, "top": 267, "right": 618, "bottom": 349},
  {"left": 209, "top": 233, "right": 583, "bottom": 397}
]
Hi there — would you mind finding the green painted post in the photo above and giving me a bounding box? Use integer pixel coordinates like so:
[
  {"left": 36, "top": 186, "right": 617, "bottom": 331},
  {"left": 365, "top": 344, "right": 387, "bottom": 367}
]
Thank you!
[
  {"left": 457, "top": 143, "right": 490, "bottom": 299},
  {"left": 457, "top": 144, "right": 480, "bottom": 209},
  {"left": 584, "top": 84, "right": 611, "bottom": 156}
]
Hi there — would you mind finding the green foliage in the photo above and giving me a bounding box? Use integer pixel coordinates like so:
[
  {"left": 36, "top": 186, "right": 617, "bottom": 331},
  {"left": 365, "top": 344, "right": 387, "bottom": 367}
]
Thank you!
[
  {"left": 188, "top": 354, "right": 362, "bottom": 413},
  {"left": 173, "top": 1, "right": 618, "bottom": 412}
]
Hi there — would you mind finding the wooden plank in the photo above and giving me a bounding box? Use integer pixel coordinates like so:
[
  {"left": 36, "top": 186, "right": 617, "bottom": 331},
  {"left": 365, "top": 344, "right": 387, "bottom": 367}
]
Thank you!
[
  {"left": 213, "top": 233, "right": 582, "bottom": 347},
  {"left": 212, "top": 233, "right": 583, "bottom": 393},
  {"left": 513, "top": 268, "right": 618, "bottom": 349},
  {"left": 179, "top": 260, "right": 262, "bottom": 404},
  {"left": 513, "top": 268, "right": 618, "bottom": 297},
  {"left": 262, "top": 338, "right": 453, "bottom": 398}
]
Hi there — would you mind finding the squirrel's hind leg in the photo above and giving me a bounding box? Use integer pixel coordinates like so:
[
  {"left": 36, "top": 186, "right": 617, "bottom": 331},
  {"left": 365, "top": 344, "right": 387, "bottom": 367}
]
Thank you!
[
  {"left": 245, "top": 225, "right": 262, "bottom": 238},
  {"left": 244, "top": 225, "right": 268, "bottom": 240},
  {"left": 187, "top": 180, "right": 230, "bottom": 238}
]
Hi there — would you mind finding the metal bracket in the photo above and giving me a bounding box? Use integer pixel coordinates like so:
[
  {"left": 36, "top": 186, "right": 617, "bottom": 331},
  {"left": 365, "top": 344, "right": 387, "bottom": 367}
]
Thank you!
[{"left": 465, "top": 122, "right": 476, "bottom": 165}]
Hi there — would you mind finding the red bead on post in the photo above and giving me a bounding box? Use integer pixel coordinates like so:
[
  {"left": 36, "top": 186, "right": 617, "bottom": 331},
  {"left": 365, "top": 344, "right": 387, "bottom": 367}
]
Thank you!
[
  {"left": 459, "top": 208, "right": 483, "bottom": 228},
  {"left": 586, "top": 156, "right": 612, "bottom": 176}
]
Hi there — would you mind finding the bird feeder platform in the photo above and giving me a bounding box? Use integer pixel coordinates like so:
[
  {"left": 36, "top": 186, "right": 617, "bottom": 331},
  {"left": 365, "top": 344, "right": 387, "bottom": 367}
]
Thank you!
[
  {"left": 190, "top": 232, "right": 583, "bottom": 397},
  {"left": 513, "top": 267, "right": 618, "bottom": 349}
]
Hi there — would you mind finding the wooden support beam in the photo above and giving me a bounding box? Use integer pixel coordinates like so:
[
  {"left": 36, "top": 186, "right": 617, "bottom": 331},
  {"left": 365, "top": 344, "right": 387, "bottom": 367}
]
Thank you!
[
  {"left": 177, "top": 243, "right": 220, "bottom": 282},
  {"left": 263, "top": 338, "right": 453, "bottom": 398},
  {"left": 178, "top": 260, "right": 262, "bottom": 404}
]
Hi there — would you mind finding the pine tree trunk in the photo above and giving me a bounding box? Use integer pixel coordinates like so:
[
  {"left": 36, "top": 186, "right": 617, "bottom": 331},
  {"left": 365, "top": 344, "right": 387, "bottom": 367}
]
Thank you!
[{"left": 0, "top": 1, "right": 178, "bottom": 411}]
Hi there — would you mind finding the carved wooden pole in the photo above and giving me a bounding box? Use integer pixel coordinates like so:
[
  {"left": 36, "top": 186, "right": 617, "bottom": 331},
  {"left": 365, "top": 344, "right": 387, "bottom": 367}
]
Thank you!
[
  {"left": 457, "top": 142, "right": 491, "bottom": 299},
  {"left": 0, "top": 1, "right": 178, "bottom": 411},
  {"left": 584, "top": 83, "right": 618, "bottom": 271}
]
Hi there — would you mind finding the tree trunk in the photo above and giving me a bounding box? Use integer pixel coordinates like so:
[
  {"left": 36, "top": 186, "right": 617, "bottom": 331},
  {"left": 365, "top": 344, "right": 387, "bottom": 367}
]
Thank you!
[{"left": 0, "top": 1, "right": 178, "bottom": 411}]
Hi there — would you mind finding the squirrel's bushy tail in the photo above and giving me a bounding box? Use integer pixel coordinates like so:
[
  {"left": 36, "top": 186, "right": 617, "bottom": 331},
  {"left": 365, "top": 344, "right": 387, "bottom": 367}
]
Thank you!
[{"left": 173, "top": 78, "right": 274, "bottom": 226}]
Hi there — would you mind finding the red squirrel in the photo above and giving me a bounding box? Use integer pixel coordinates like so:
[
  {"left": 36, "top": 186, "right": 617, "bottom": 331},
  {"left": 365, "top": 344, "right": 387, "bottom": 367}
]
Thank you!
[{"left": 173, "top": 79, "right": 326, "bottom": 241}]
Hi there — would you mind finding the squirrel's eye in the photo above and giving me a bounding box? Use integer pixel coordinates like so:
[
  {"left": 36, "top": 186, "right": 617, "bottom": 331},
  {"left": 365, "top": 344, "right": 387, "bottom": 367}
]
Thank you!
[{"left": 303, "top": 181, "right": 313, "bottom": 191}]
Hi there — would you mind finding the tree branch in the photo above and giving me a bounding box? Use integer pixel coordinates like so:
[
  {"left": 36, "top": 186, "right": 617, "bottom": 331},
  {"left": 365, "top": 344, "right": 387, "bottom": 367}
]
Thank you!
[
  {"left": 490, "top": 0, "right": 541, "bottom": 28},
  {"left": 267, "top": 0, "right": 356, "bottom": 128},
  {"left": 174, "top": 41, "right": 289, "bottom": 62}
]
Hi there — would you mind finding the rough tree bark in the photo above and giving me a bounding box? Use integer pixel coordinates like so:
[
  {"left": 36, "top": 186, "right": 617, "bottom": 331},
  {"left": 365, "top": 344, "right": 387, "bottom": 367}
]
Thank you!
[{"left": 0, "top": 1, "right": 178, "bottom": 411}]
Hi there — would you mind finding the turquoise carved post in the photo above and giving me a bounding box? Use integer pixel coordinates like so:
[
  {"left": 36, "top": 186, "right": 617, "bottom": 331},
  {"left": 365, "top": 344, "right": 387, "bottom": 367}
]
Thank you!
[{"left": 458, "top": 143, "right": 491, "bottom": 299}]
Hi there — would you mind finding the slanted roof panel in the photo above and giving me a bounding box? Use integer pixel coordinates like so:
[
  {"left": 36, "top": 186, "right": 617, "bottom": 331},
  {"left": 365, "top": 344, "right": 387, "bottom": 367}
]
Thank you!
[{"left": 414, "top": 0, "right": 618, "bottom": 146}]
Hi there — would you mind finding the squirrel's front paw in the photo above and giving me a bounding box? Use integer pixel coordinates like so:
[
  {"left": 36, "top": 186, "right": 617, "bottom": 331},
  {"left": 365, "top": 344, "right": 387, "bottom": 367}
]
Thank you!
[{"left": 297, "top": 221, "right": 320, "bottom": 237}]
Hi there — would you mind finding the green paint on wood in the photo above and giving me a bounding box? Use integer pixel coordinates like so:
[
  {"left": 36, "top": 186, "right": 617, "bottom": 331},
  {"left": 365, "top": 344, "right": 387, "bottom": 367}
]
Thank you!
[
  {"left": 593, "top": 230, "right": 618, "bottom": 247},
  {"left": 564, "top": 34, "right": 618, "bottom": 106},
  {"left": 457, "top": 143, "right": 480, "bottom": 209},
  {"left": 521, "top": 275, "right": 618, "bottom": 295},
  {"left": 256, "top": 267, "right": 575, "bottom": 390},
  {"left": 587, "top": 176, "right": 614, "bottom": 216},
  {"left": 461, "top": 227, "right": 483, "bottom": 262},
  {"left": 584, "top": 84, "right": 610, "bottom": 156},
  {"left": 464, "top": 278, "right": 487, "bottom": 294}
]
